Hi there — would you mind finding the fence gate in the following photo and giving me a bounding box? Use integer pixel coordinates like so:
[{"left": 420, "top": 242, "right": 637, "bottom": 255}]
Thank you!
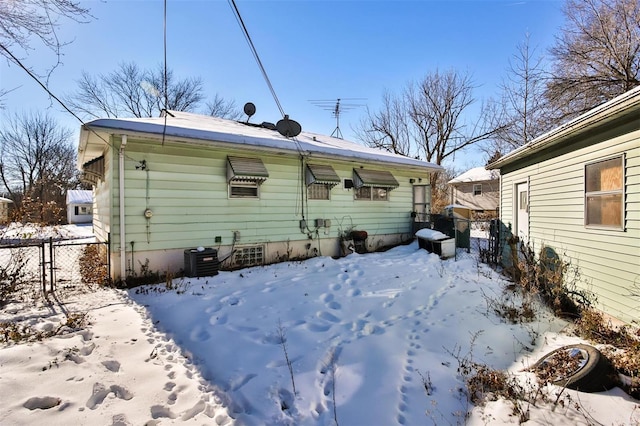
[
  {"left": 49, "top": 239, "right": 111, "bottom": 291},
  {"left": 0, "top": 242, "right": 46, "bottom": 296}
]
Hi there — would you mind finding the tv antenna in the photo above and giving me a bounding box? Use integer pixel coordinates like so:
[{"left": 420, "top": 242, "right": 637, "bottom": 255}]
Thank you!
[{"left": 309, "top": 98, "right": 366, "bottom": 139}]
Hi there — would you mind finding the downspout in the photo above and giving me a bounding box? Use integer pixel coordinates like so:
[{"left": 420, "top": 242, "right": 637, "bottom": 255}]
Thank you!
[{"left": 119, "top": 135, "right": 128, "bottom": 281}]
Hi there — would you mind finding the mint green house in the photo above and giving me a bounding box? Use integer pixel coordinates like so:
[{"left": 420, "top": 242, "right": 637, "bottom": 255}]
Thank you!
[
  {"left": 488, "top": 87, "right": 640, "bottom": 325},
  {"left": 78, "top": 111, "right": 442, "bottom": 281}
]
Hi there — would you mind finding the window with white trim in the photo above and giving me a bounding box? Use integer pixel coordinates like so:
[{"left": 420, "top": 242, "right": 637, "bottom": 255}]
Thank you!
[
  {"left": 355, "top": 186, "right": 389, "bottom": 201},
  {"left": 585, "top": 155, "right": 624, "bottom": 229},
  {"left": 229, "top": 181, "right": 259, "bottom": 198},
  {"left": 227, "top": 156, "right": 268, "bottom": 199},
  {"left": 305, "top": 164, "right": 340, "bottom": 200},
  {"left": 473, "top": 184, "right": 482, "bottom": 196},
  {"left": 308, "top": 183, "right": 331, "bottom": 200}
]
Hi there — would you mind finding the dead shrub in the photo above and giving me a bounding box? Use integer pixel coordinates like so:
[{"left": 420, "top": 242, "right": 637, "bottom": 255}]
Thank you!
[{"left": 79, "top": 244, "right": 110, "bottom": 287}]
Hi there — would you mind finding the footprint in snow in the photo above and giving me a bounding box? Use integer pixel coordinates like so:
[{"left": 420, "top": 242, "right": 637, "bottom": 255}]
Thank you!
[
  {"left": 102, "top": 360, "right": 121, "bottom": 372},
  {"left": 23, "top": 396, "right": 61, "bottom": 410},
  {"left": 86, "top": 383, "right": 133, "bottom": 409},
  {"left": 316, "top": 311, "right": 340, "bottom": 323}
]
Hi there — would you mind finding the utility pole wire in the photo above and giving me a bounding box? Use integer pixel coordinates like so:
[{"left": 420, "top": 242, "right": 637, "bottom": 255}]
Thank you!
[{"left": 228, "top": 0, "right": 286, "bottom": 118}]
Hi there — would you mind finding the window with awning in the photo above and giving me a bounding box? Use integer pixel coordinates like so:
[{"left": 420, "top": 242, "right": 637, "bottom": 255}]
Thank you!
[
  {"left": 81, "top": 155, "right": 105, "bottom": 184},
  {"left": 306, "top": 164, "right": 340, "bottom": 200},
  {"left": 353, "top": 169, "right": 399, "bottom": 189},
  {"left": 227, "top": 156, "right": 269, "bottom": 183},
  {"left": 306, "top": 164, "right": 340, "bottom": 186}
]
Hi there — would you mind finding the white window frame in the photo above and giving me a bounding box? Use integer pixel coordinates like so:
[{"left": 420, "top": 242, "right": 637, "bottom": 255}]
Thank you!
[
  {"left": 584, "top": 154, "right": 624, "bottom": 230},
  {"left": 308, "top": 182, "right": 331, "bottom": 200},
  {"left": 229, "top": 181, "right": 259, "bottom": 198},
  {"left": 473, "top": 184, "right": 482, "bottom": 196},
  {"left": 355, "top": 186, "right": 389, "bottom": 201}
]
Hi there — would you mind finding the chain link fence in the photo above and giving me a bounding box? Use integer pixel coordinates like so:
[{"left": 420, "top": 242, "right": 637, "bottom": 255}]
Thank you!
[{"left": 1, "top": 238, "right": 110, "bottom": 302}]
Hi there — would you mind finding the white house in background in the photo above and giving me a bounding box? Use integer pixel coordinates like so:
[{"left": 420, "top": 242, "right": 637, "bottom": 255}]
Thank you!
[
  {"left": 0, "top": 197, "right": 12, "bottom": 223},
  {"left": 448, "top": 167, "right": 499, "bottom": 217},
  {"left": 77, "top": 110, "right": 442, "bottom": 281},
  {"left": 66, "top": 190, "right": 93, "bottom": 224},
  {"left": 487, "top": 86, "right": 640, "bottom": 325}
]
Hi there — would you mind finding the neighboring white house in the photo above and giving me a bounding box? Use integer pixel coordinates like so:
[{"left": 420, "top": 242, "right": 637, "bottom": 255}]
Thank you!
[
  {"left": 0, "top": 197, "right": 12, "bottom": 224},
  {"left": 66, "top": 190, "right": 93, "bottom": 224},
  {"left": 487, "top": 86, "right": 640, "bottom": 325},
  {"left": 77, "top": 110, "right": 442, "bottom": 281},
  {"left": 448, "top": 167, "right": 499, "bottom": 217}
]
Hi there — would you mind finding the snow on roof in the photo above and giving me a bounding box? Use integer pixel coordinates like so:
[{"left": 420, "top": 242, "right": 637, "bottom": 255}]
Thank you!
[
  {"left": 0, "top": 197, "right": 12, "bottom": 203},
  {"left": 81, "top": 111, "right": 442, "bottom": 172},
  {"left": 66, "top": 190, "right": 93, "bottom": 204},
  {"left": 448, "top": 166, "right": 499, "bottom": 184}
]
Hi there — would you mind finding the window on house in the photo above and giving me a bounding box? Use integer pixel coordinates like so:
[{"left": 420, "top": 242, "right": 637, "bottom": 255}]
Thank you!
[
  {"left": 585, "top": 155, "right": 624, "bottom": 228},
  {"left": 473, "top": 184, "right": 482, "bottom": 196},
  {"left": 227, "top": 156, "right": 268, "bottom": 199},
  {"left": 306, "top": 164, "right": 340, "bottom": 200},
  {"left": 230, "top": 181, "right": 259, "bottom": 198},
  {"left": 352, "top": 169, "right": 398, "bottom": 201},
  {"left": 308, "top": 183, "right": 331, "bottom": 200}
]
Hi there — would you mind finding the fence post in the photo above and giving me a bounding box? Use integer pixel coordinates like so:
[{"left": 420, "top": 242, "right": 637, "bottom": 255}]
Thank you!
[
  {"left": 40, "top": 241, "right": 46, "bottom": 296},
  {"left": 49, "top": 237, "right": 54, "bottom": 293},
  {"left": 107, "top": 233, "right": 111, "bottom": 282}
]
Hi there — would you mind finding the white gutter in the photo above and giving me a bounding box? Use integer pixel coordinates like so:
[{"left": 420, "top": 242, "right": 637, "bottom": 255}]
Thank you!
[{"left": 119, "top": 135, "right": 127, "bottom": 280}]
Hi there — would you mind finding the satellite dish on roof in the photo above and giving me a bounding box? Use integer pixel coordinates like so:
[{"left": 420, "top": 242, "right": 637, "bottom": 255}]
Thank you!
[
  {"left": 276, "top": 115, "right": 302, "bottom": 138},
  {"left": 244, "top": 102, "right": 256, "bottom": 122}
]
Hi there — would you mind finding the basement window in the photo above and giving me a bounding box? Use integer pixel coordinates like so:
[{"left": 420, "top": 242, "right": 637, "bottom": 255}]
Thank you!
[{"left": 585, "top": 155, "right": 624, "bottom": 229}]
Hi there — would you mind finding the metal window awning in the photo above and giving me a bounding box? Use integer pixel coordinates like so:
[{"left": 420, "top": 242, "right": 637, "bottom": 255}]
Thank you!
[
  {"left": 81, "top": 155, "right": 105, "bottom": 185},
  {"left": 227, "top": 156, "right": 269, "bottom": 183},
  {"left": 306, "top": 164, "right": 340, "bottom": 186},
  {"left": 353, "top": 168, "right": 399, "bottom": 189}
]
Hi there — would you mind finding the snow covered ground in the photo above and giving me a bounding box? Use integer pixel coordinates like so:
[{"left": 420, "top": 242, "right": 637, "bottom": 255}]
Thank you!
[{"left": 0, "top": 228, "right": 638, "bottom": 425}]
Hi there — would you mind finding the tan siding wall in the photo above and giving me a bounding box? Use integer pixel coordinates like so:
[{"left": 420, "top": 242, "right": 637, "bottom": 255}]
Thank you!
[
  {"left": 499, "top": 128, "right": 640, "bottom": 324},
  {"left": 450, "top": 181, "right": 499, "bottom": 211}
]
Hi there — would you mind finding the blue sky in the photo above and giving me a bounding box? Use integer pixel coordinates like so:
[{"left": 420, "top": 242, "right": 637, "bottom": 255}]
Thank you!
[{"left": 1, "top": 0, "right": 565, "bottom": 169}]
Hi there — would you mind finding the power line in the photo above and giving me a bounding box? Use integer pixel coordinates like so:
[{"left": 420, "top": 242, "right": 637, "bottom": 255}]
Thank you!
[{"left": 228, "top": 0, "right": 285, "bottom": 118}]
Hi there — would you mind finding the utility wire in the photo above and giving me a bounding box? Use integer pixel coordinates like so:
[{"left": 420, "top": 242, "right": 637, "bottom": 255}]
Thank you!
[
  {"left": 0, "top": 43, "right": 139, "bottom": 163},
  {"left": 0, "top": 43, "right": 121, "bottom": 154},
  {"left": 228, "top": 0, "right": 285, "bottom": 118},
  {"left": 161, "top": 0, "right": 169, "bottom": 145}
]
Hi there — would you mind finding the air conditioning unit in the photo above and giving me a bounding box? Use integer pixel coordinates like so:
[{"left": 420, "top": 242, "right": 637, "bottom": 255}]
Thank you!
[{"left": 184, "top": 247, "right": 220, "bottom": 277}]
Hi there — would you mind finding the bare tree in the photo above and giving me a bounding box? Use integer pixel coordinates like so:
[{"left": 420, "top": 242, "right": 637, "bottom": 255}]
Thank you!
[
  {"left": 206, "top": 93, "right": 243, "bottom": 120},
  {"left": 66, "top": 62, "right": 206, "bottom": 119},
  {"left": 486, "top": 34, "right": 552, "bottom": 159},
  {"left": 0, "top": 111, "right": 78, "bottom": 223},
  {"left": 358, "top": 69, "right": 502, "bottom": 171},
  {"left": 355, "top": 91, "right": 414, "bottom": 157},
  {"left": 545, "top": 0, "right": 640, "bottom": 121},
  {"left": 0, "top": 0, "right": 91, "bottom": 76}
]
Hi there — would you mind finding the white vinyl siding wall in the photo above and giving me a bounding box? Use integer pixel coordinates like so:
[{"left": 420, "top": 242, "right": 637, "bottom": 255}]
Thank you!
[{"left": 499, "top": 128, "right": 640, "bottom": 324}]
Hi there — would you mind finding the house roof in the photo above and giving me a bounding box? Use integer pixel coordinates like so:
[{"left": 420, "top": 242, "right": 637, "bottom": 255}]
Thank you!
[
  {"left": 78, "top": 111, "right": 443, "bottom": 173},
  {"left": 0, "top": 197, "right": 12, "bottom": 204},
  {"left": 66, "top": 190, "right": 93, "bottom": 205},
  {"left": 448, "top": 167, "right": 499, "bottom": 184},
  {"left": 487, "top": 86, "right": 640, "bottom": 170}
]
